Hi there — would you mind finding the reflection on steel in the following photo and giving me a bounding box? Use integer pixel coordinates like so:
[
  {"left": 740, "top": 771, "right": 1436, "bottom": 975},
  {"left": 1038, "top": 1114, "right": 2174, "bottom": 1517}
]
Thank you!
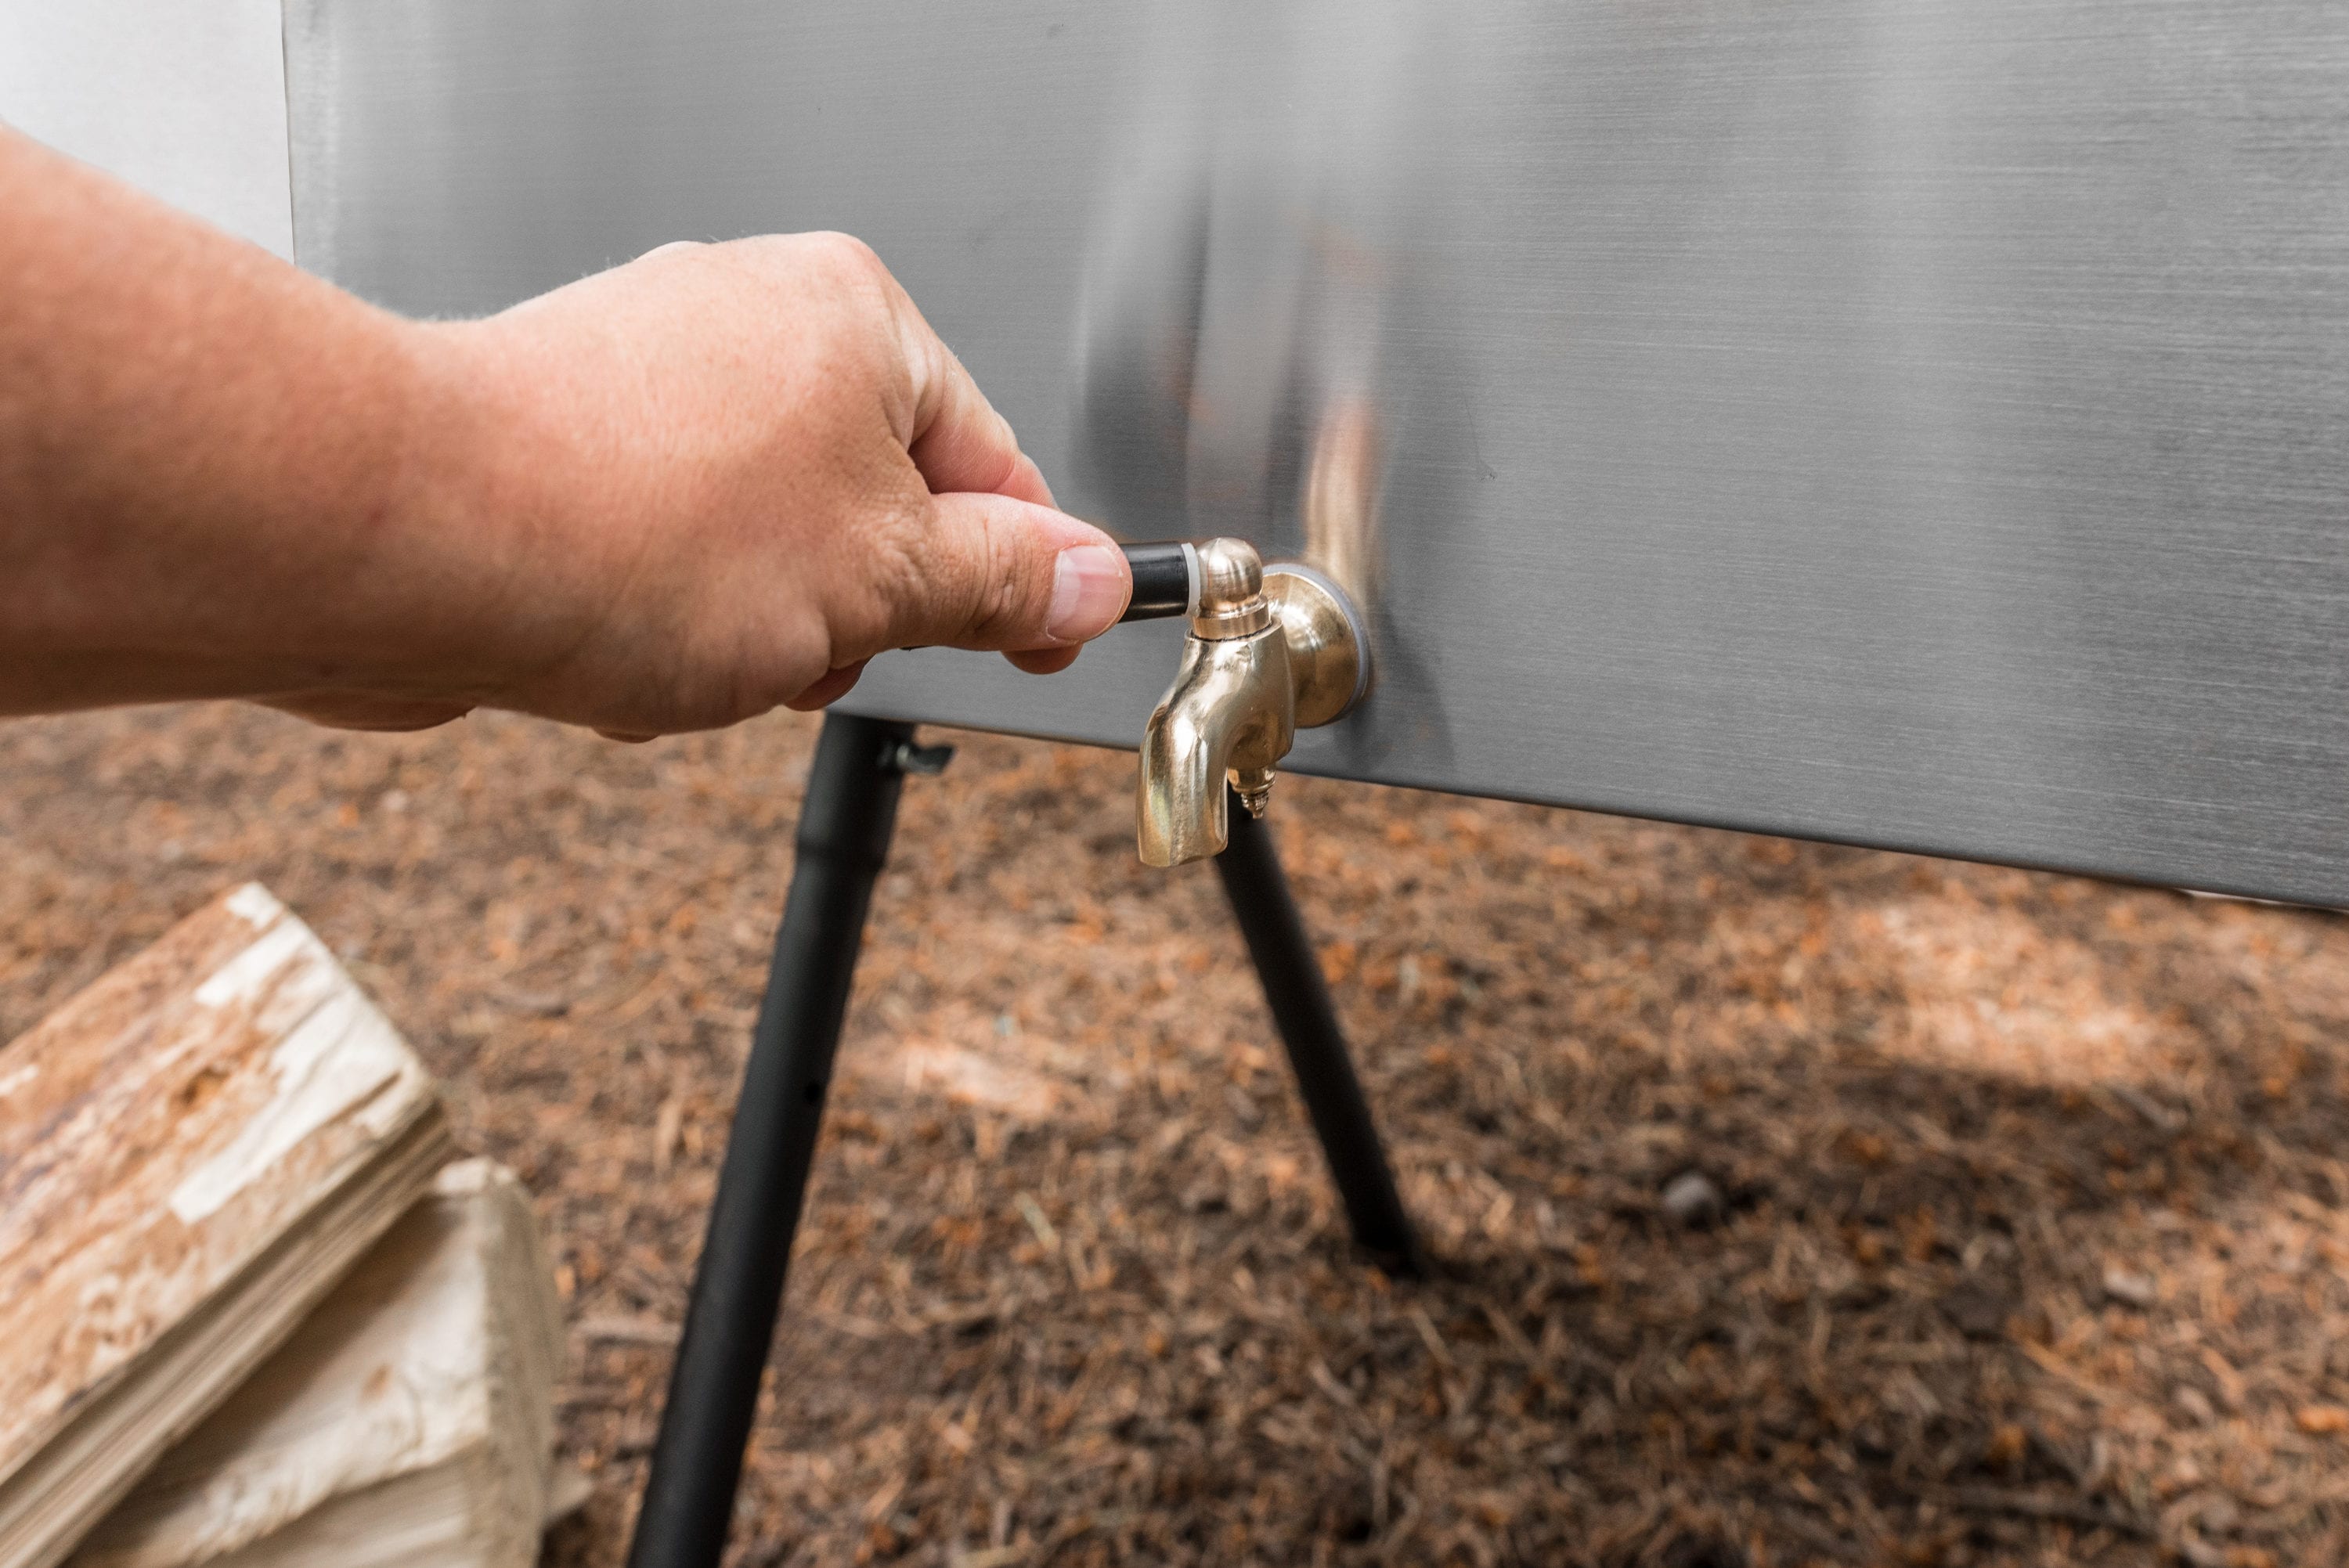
[
  {"left": 1136, "top": 539, "right": 1370, "bottom": 866},
  {"left": 1303, "top": 399, "right": 1382, "bottom": 612},
  {"left": 287, "top": 0, "right": 2349, "bottom": 907}
]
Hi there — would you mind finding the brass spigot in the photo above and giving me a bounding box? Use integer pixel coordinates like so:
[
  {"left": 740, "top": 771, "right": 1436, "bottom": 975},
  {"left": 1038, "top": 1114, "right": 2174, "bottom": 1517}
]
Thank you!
[{"left": 1117, "top": 539, "right": 1369, "bottom": 866}]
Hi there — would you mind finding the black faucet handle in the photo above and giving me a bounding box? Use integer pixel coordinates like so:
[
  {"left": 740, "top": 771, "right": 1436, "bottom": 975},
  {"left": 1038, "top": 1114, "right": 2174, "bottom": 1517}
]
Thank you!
[{"left": 1118, "top": 541, "right": 1200, "bottom": 623}]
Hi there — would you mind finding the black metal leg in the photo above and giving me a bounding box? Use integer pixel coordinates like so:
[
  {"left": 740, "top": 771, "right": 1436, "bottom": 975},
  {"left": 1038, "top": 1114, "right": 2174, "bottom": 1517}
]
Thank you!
[
  {"left": 626, "top": 712, "right": 918, "bottom": 1568},
  {"left": 1216, "top": 790, "right": 1424, "bottom": 1278}
]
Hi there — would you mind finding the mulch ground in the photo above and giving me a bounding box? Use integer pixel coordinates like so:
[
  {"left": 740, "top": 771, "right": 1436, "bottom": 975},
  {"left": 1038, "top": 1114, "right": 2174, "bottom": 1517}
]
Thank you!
[{"left": 4, "top": 702, "right": 2347, "bottom": 1568}]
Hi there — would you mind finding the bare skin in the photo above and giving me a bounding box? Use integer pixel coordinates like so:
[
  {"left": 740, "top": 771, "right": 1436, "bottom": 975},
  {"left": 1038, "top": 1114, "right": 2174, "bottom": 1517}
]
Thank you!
[{"left": 0, "top": 128, "right": 1132, "bottom": 737}]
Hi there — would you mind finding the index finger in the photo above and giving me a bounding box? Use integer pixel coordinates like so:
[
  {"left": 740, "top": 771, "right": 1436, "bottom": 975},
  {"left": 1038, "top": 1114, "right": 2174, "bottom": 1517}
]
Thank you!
[{"left": 887, "top": 287, "right": 1058, "bottom": 508}]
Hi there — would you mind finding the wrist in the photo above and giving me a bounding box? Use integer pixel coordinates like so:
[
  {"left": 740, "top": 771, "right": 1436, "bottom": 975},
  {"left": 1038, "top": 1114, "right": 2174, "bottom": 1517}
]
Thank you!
[{"left": 364, "top": 315, "right": 598, "bottom": 712}]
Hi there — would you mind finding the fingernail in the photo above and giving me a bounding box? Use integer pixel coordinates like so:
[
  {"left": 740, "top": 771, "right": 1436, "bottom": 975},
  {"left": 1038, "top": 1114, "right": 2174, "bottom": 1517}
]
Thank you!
[{"left": 1047, "top": 544, "right": 1128, "bottom": 643}]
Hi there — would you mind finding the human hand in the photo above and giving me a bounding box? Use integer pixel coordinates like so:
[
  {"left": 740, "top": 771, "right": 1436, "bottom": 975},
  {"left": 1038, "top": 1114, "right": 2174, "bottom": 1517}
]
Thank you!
[{"left": 298, "top": 232, "right": 1130, "bottom": 736}]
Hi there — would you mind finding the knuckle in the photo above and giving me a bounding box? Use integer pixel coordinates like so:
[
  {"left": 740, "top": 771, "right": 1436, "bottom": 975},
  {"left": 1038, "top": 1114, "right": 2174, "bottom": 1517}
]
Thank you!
[
  {"left": 801, "top": 230, "right": 890, "bottom": 294},
  {"left": 851, "top": 499, "right": 942, "bottom": 643},
  {"left": 963, "top": 513, "right": 1047, "bottom": 643},
  {"left": 847, "top": 498, "right": 1049, "bottom": 651},
  {"left": 789, "top": 232, "right": 911, "bottom": 387}
]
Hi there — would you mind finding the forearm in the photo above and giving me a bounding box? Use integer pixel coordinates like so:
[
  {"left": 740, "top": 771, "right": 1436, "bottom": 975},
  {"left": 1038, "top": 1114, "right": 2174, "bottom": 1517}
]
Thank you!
[
  {"left": 0, "top": 130, "right": 1125, "bottom": 736},
  {"left": 0, "top": 128, "right": 485, "bottom": 716}
]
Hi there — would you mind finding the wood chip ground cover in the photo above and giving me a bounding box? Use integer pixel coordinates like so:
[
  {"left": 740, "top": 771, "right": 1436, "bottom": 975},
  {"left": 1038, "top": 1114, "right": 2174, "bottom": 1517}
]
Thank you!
[{"left": 3, "top": 705, "right": 2346, "bottom": 1567}]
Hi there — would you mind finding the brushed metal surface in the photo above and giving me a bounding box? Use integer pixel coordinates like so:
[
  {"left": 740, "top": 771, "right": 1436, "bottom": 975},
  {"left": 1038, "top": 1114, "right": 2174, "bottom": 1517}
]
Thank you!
[{"left": 286, "top": 0, "right": 2349, "bottom": 907}]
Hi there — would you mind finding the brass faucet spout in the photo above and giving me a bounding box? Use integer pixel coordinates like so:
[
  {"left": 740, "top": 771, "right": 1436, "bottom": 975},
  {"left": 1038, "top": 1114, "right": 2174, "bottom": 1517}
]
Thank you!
[
  {"left": 1128, "top": 537, "right": 1370, "bottom": 867},
  {"left": 1137, "top": 628, "right": 1294, "bottom": 866}
]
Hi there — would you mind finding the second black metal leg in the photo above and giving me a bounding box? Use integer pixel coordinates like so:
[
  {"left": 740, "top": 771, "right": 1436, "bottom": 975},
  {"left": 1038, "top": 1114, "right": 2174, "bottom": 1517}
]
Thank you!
[
  {"left": 1216, "top": 790, "right": 1424, "bottom": 1277},
  {"left": 626, "top": 713, "right": 918, "bottom": 1568}
]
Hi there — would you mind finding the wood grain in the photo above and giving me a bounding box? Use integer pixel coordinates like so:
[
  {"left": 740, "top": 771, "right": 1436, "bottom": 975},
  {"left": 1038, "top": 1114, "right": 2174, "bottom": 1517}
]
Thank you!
[
  {"left": 0, "top": 884, "right": 448, "bottom": 1568},
  {"left": 74, "top": 1159, "right": 564, "bottom": 1568}
]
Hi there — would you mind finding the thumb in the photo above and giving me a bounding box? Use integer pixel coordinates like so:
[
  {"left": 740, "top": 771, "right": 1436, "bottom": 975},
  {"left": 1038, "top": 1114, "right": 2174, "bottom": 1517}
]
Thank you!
[{"left": 880, "top": 492, "right": 1131, "bottom": 654}]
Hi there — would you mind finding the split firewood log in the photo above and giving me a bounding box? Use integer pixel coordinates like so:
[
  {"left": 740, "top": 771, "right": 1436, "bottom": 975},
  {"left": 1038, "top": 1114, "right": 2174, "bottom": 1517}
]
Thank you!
[
  {"left": 73, "top": 1159, "right": 566, "bottom": 1568},
  {"left": 0, "top": 885, "right": 451, "bottom": 1568}
]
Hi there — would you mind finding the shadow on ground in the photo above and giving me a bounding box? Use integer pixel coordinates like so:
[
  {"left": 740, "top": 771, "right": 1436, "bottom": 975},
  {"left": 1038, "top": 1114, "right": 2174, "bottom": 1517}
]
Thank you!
[{"left": 2, "top": 705, "right": 2344, "bottom": 1567}]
